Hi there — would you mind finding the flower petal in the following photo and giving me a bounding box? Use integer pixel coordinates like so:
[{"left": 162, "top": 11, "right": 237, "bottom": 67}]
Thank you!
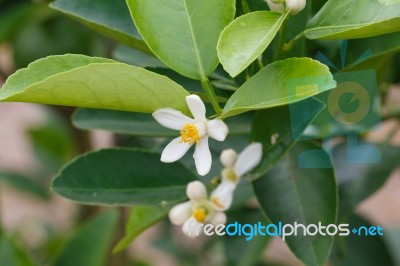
[
  {"left": 168, "top": 201, "right": 192, "bottom": 225},
  {"left": 220, "top": 149, "right": 237, "bottom": 168},
  {"left": 186, "top": 181, "right": 207, "bottom": 201},
  {"left": 210, "top": 212, "right": 227, "bottom": 226},
  {"left": 186, "top": 95, "right": 207, "bottom": 122},
  {"left": 161, "top": 137, "right": 192, "bottom": 163},
  {"left": 210, "top": 181, "right": 236, "bottom": 211},
  {"left": 207, "top": 119, "right": 229, "bottom": 141},
  {"left": 152, "top": 108, "right": 194, "bottom": 130},
  {"left": 182, "top": 217, "right": 203, "bottom": 238},
  {"left": 193, "top": 137, "right": 212, "bottom": 176},
  {"left": 234, "top": 143, "right": 263, "bottom": 177}
]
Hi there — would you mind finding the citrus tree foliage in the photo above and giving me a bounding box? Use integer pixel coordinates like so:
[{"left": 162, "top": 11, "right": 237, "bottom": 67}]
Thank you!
[{"left": 1, "top": 0, "right": 400, "bottom": 265}]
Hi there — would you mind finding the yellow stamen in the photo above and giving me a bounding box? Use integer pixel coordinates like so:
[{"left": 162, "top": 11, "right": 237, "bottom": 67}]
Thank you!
[
  {"left": 222, "top": 168, "right": 238, "bottom": 183},
  {"left": 211, "top": 197, "right": 224, "bottom": 209},
  {"left": 180, "top": 123, "right": 200, "bottom": 144},
  {"left": 193, "top": 207, "right": 207, "bottom": 222}
]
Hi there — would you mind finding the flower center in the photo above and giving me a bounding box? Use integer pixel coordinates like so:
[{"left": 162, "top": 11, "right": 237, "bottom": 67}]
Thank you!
[
  {"left": 180, "top": 123, "right": 200, "bottom": 144},
  {"left": 222, "top": 168, "right": 238, "bottom": 183},
  {"left": 193, "top": 207, "right": 207, "bottom": 223}
]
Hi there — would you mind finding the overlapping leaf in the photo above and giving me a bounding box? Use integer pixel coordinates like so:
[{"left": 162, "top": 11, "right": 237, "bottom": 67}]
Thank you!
[
  {"left": 253, "top": 142, "right": 337, "bottom": 266},
  {"left": 50, "top": 0, "right": 151, "bottom": 53},
  {"left": 52, "top": 148, "right": 197, "bottom": 206},
  {"left": 220, "top": 57, "right": 336, "bottom": 118},
  {"left": 305, "top": 0, "right": 400, "bottom": 39},
  {"left": 0, "top": 54, "right": 189, "bottom": 114},
  {"left": 217, "top": 11, "right": 289, "bottom": 77},
  {"left": 126, "top": 0, "right": 235, "bottom": 79}
]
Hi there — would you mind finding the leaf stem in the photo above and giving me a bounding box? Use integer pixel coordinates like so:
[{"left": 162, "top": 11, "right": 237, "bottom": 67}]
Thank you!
[
  {"left": 273, "top": 8, "right": 289, "bottom": 61},
  {"left": 201, "top": 78, "right": 222, "bottom": 114},
  {"left": 241, "top": 0, "right": 251, "bottom": 14}
]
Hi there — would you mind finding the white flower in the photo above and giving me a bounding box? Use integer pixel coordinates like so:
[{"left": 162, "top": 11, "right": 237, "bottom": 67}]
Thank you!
[
  {"left": 266, "top": 0, "right": 306, "bottom": 15},
  {"left": 211, "top": 143, "right": 263, "bottom": 211},
  {"left": 169, "top": 181, "right": 227, "bottom": 237},
  {"left": 153, "top": 95, "right": 229, "bottom": 176}
]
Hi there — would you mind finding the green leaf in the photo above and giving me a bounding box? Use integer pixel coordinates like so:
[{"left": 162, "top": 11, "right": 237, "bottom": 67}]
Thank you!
[
  {"left": 0, "top": 172, "right": 48, "bottom": 199},
  {"left": 332, "top": 141, "right": 400, "bottom": 207},
  {"left": 73, "top": 109, "right": 176, "bottom": 137},
  {"left": 331, "top": 214, "right": 394, "bottom": 266},
  {"left": 54, "top": 210, "right": 118, "bottom": 266},
  {"left": 217, "top": 11, "right": 288, "bottom": 77},
  {"left": 223, "top": 208, "right": 270, "bottom": 266},
  {"left": 126, "top": 0, "right": 235, "bottom": 79},
  {"left": 305, "top": 0, "right": 400, "bottom": 40},
  {"left": 112, "top": 45, "right": 166, "bottom": 68},
  {"left": 52, "top": 148, "right": 197, "bottom": 206},
  {"left": 345, "top": 31, "right": 400, "bottom": 70},
  {"left": 0, "top": 54, "right": 189, "bottom": 114},
  {"left": 72, "top": 108, "right": 250, "bottom": 137},
  {"left": 220, "top": 57, "right": 336, "bottom": 118},
  {"left": 0, "top": 237, "right": 36, "bottom": 266},
  {"left": 0, "top": 3, "right": 35, "bottom": 42},
  {"left": 50, "top": 0, "right": 151, "bottom": 53},
  {"left": 253, "top": 142, "right": 338, "bottom": 266},
  {"left": 113, "top": 205, "right": 169, "bottom": 253},
  {"left": 250, "top": 97, "right": 325, "bottom": 180}
]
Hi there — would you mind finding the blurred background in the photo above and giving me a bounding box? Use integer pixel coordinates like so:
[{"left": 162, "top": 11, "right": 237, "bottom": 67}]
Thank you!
[{"left": 0, "top": 0, "right": 400, "bottom": 265}]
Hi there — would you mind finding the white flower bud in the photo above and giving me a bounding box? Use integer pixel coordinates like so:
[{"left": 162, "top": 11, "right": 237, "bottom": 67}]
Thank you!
[
  {"left": 186, "top": 181, "right": 207, "bottom": 201},
  {"left": 266, "top": 0, "right": 306, "bottom": 15},
  {"left": 220, "top": 149, "right": 237, "bottom": 167},
  {"left": 169, "top": 201, "right": 192, "bottom": 225}
]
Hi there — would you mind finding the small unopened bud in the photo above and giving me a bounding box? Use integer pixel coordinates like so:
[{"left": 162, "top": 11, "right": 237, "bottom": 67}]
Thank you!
[
  {"left": 220, "top": 149, "right": 237, "bottom": 167},
  {"left": 186, "top": 181, "right": 207, "bottom": 201},
  {"left": 266, "top": 0, "right": 306, "bottom": 15},
  {"left": 169, "top": 201, "right": 192, "bottom": 225}
]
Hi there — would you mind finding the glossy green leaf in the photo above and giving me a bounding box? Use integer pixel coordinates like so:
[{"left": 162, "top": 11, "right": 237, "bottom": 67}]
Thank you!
[
  {"left": 126, "top": 0, "right": 235, "bottom": 79},
  {"left": 345, "top": 31, "right": 400, "bottom": 70},
  {"left": 0, "top": 54, "right": 189, "bottom": 114},
  {"left": 220, "top": 57, "right": 335, "bottom": 118},
  {"left": 250, "top": 97, "right": 325, "bottom": 180},
  {"left": 217, "top": 11, "right": 288, "bottom": 77},
  {"left": 73, "top": 109, "right": 176, "bottom": 137},
  {"left": 332, "top": 141, "right": 400, "bottom": 206},
  {"left": 52, "top": 148, "right": 197, "bottom": 206},
  {"left": 113, "top": 205, "right": 169, "bottom": 253},
  {"left": 0, "top": 172, "right": 48, "bottom": 199},
  {"left": 54, "top": 210, "right": 118, "bottom": 266},
  {"left": 331, "top": 214, "right": 394, "bottom": 266},
  {"left": 50, "top": 0, "right": 151, "bottom": 53},
  {"left": 72, "top": 108, "right": 250, "bottom": 137},
  {"left": 253, "top": 142, "right": 337, "bottom": 266},
  {"left": 305, "top": 0, "right": 400, "bottom": 40},
  {"left": 112, "top": 45, "right": 166, "bottom": 68}
]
